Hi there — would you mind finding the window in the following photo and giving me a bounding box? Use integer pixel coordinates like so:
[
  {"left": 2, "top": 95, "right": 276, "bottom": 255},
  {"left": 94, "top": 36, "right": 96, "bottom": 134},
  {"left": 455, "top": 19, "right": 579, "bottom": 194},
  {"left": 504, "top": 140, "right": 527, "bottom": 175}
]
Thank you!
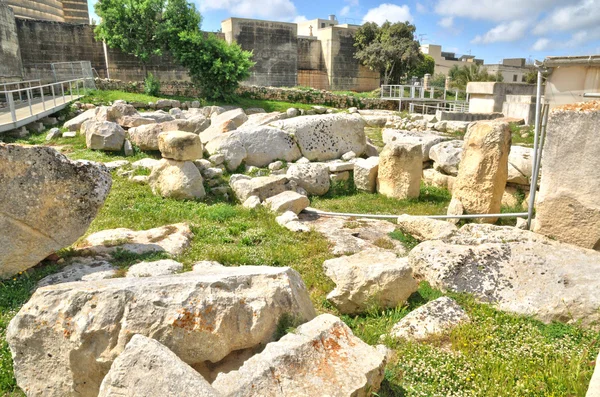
[
  {"left": 522, "top": 75, "right": 527, "bottom": 82},
  {"left": 321, "top": 23, "right": 325, "bottom": 28},
  {"left": 513, "top": 74, "right": 518, "bottom": 82}
]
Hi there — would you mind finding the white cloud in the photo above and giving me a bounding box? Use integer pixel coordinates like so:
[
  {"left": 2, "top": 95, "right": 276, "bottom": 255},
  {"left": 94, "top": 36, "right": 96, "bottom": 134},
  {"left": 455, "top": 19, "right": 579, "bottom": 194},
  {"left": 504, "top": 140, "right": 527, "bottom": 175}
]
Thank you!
[
  {"left": 198, "top": 0, "right": 299, "bottom": 21},
  {"left": 340, "top": 0, "right": 359, "bottom": 17},
  {"left": 533, "top": 0, "right": 600, "bottom": 35},
  {"left": 471, "top": 20, "right": 529, "bottom": 44},
  {"left": 362, "top": 4, "right": 413, "bottom": 25},
  {"left": 293, "top": 15, "right": 308, "bottom": 23},
  {"left": 340, "top": 6, "right": 351, "bottom": 16},
  {"left": 416, "top": 2, "right": 427, "bottom": 13},
  {"left": 435, "top": 0, "right": 561, "bottom": 22},
  {"left": 438, "top": 16, "right": 453, "bottom": 28},
  {"left": 532, "top": 38, "right": 551, "bottom": 51}
]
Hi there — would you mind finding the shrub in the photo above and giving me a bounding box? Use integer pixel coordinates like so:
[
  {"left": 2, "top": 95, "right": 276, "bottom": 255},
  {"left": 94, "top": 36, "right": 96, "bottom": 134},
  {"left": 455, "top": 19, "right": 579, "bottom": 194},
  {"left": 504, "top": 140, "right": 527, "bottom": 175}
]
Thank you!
[{"left": 143, "top": 73, "right": 160, "bottom": 96}]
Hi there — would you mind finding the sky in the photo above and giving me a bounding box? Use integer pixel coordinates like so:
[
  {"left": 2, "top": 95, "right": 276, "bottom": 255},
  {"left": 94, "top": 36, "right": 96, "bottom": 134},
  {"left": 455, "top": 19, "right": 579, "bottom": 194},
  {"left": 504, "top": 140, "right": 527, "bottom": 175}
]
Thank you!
[{"left": 88, "top": 0, "right": 600, "bottom": 65}]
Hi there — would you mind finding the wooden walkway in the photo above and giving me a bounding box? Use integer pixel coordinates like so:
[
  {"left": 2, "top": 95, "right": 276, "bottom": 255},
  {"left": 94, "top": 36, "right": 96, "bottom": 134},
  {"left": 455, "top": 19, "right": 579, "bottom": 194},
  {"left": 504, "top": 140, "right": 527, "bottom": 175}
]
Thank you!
[{"left": 0, "top": 94, "right": 82, "bottom": 133}]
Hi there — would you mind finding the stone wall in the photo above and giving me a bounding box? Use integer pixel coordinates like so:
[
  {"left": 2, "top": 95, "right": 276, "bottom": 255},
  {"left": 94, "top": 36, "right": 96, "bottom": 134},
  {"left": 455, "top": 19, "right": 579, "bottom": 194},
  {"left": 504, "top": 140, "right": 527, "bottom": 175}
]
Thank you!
[
  {"left": 223, "top": 18, "right": 298, "bottom": 88},
  {"left": 0, "top": 1, "right": 23, "bottom": 83},
  {"left": 4, "top": 0, "right": 63, "bottom": 22},
  {"left": 467, "top": 82, "right": 536, "bottom": 113}
]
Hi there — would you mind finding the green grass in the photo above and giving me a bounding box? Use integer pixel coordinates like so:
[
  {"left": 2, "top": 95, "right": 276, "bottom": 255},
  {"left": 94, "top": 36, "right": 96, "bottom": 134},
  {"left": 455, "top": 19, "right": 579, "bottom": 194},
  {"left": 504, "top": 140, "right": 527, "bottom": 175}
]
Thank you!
[
  {"left": 366, "top": 127, "right": 384, "bottom": 149},
  {"left": 332, "top": 90, "right": 379, "bottom": 99},
  {"left": 510, "top": 123, "right": 535, "bottom": 146}
]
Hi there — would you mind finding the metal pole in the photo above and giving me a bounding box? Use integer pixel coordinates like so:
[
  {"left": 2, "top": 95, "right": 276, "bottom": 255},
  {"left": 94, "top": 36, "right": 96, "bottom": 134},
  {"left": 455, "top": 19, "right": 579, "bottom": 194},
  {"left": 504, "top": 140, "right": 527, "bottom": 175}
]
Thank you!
[
  {"left": 26, "top": 88, "right": 33, "bottom": 116},
  {"left": 526, "top": 69, "right": 544, "bottom": 230},
  {"left": 8, "top": 92, "right": 17, "bottom": 123},
  {"left": 302, "top": 208, "right": 528, "bottom": 221},
  {"left": 51, "top": 84, "right": 56, "bottom": 107},
  {"left": 41, "top": 87, "right": 45, "bottom": 111}
]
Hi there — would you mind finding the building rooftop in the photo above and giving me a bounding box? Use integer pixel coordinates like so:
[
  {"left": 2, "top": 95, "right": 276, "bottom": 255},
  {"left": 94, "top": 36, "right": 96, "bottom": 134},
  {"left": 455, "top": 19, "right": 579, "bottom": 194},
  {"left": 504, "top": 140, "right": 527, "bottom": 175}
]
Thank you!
[{"left": 543, "top": 55, "right": 600, "bottom": 67}]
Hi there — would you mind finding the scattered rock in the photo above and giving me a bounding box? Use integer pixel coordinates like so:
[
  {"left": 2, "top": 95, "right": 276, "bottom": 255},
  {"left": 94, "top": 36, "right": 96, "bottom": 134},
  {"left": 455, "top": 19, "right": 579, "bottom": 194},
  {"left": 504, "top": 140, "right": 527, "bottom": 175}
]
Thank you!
[
  {"left": 287, "top": 163, "right": 330, "bottom": 196},
  {"left": 84, "top": 120, "right": 126, "bottom": 151},
  {"left": 237, "top": 127, "right": 301, "bottom": 167},
  {"left": 128, "top": 124, "right": 163, "bottom": 151},
  {"left": 587, "top": 351, "right": 600, "bottom": 397},
  {"left": 126, "top": 259, "right": 183, "bottom": 277},
  {"left": 46, "top": 127, "right": 62, "bottom": 141},
  {"left": 396, "top": 214, "right": 457, "bottom": 241},
  {"left": 132, "top": 158, "right": 159, "bottom": 170},
  {"left": 382, "top": 129, "right": 446, "bottom": 161},
  {"left": 242, "top": 196, "right": 262, "bottom": 209},
  {"left": 354, "top": 156, "right": 379, "bottom": 193},
  {"left": 330, "top": 171, "right": 349, "bottom": 182},
  {"left": 104, "top": 160, "right": 129, "bottom": 171},
  {"left": 64, "top": 108, "right": 96, "bottom": 131},
  {"left": 264, "top": 191, "right": 309, "bottom": 214},
  {"left": 37, "top": 258, "right": 116, "bottom": 287},
  {"left": 230, "top": 175, "right": 288, "bottom": 202},
  {"left": 507, "top": 145, "right": 533, "bottom": 185},
  {"left": 0, "top": 145, "right": 111, "bottom": 277},
  {"left": 328, "top": 161, "right": 354, "bottom": 172},
  {"left": 429, "top": 140, "right": 463, "bottom": 176},
  {"left": 149, "top": 159, "right": 206, "bottom": 200},
  {"left": 268, "top": 160, "right": 284, "bottom": 171},
  {"left": 389, "top": 297, "right": 469, "bottom": 341},
  {"left": 341, "top": 151, "right": 357, "bottom": 161},
  {"left": 323, "top": 250, "right": 418, "bottom": 314},
  {"left": 377, "top": 143, "right": 422, "bottom": 199},
  {"left": 212, "top": 314, "right": 387, "bottom": 397},
  {"left": 158, "top": 131, "right": 203, "bottom": 161},
  {"left": 422, "top": 168, "right": 456, "bottom": 192},
  {"left": 62, "top": 131, "right": 77, "bottom": 138},
  {"left": 204, "top": 132, "right": 247, "bottom": 171}
]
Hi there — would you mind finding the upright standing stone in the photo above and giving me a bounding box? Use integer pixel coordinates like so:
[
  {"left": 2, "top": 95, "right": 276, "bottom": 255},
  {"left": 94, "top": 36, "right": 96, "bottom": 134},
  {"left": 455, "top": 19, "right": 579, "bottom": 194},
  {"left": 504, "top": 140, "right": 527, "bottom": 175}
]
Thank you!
[
  {"left": 354, "top": 156, "right": 379, "bottom": 192},
  {"left": 588, "top": 351, "right": 600, "bottom": 397},
  {"left": 377, "top": 143, "right": 422, "bottom": 199},
  {"left": 534, "top": 102, "right": 600, "bottom": 250},
  {"left": 449, "top": 121, "right": 510, "bottom": 223}
]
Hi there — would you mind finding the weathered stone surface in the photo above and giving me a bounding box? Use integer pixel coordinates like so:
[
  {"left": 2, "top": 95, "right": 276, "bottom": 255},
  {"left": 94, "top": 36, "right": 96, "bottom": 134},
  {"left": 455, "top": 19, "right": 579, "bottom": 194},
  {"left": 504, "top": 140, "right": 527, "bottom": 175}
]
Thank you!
[
  {"left": 64, "top": 109, "right": 97, "bottom": 131},
  {"left": 286, "top": 163, "right": 330, "bottom": 196},
  {"left": 139, "top": 110, "right": 175, "bottom": 123},
  {"left": 158, "top": 131, "right": 203, "bottom": 161},
  {"left": 354, "top": 156, "right": 379, "bottom": 192},
  {"left": 422, "top": 168, "right": 456, "bottom": 192},
  {"left": 230, "top": 175, "right": 288, "bottom": 202},
  {"left": 128, "top": 123, "right": 163, "bottom": 151},
  {"left": 212, "top": 314, "right": 386, "bottom": 397},
  {"left": 264, "top": 191, "right": 309, "bottom": 214},
  {"left": 534, "top": 102, "right": 600, "bottom": 250},
  {"left": 132, "top": 158, "right": 159, "bottom": 170},
  {"left": 126, "top": 259, "right": 183, "bottom": 277},
  {"left": 200, "top": 120, "right": 237, "bottom": 145},
  {"left": 507, "top": 145, "right": 533, "bottom": 185},
  {"left": 587, "top": 351, "right": 600, "bottom": 397},
  {"left": 0, "top": 145, "right": 111, "bottom": 277},
  {"left": 98, "top": 335, "right": 220, "bottom": 397},
  {"left": 328, "top": 161, "right": 354, "bottom": 172},
  {"left": 8, "top": 266, "right": 315, "bottom": 397},
  {"left": 95, "top": 103, "right": 139, "bottom": 126},
  {"left": 408, "top": 224, "right": 600, "bottom": 325},
  {"left": 37, "top": 258, "right": 116, "bottom": 287},
  {"left": 211, "top": 107, "right": 248, "bottom": 128},
  {"left": 84, "top": 121, "right": 126, "bottom": 151},
  {"left": 382, "top": 129, "right": 446, "bottom": 161},
  {"left": 162, "top": 117, "right": 210, "bottom": 135},
  {"left": 377, "top": 143, "right": 422, "bottom": 199},
  {"left": 324, "top": 250, "right": 418, "bottom": 314},
  {"left": 286, "top": 108, "right": 299, "bottom": 117},
  {"left": 46, "top": 127, "right": 62, "bottom": 141},
  {"left": 149, "top": 159, "right": 205, "bottom": 199},
  {"left": 242, "top": 195, "right": 262, "bottom": 209},
  {"left": 396, "top": 214, "right": 457, "bottom": 241},
  {"left": 273, "top": 114, "right": 367, "bottom": 161},
  {"left": 237, "top": 127, "right": 301, "bottom": 167},
  {"left": 389, "top": 297, "right": 469, "bottom": 341},
  {"left": 450, "top": 121, "right": 511, "bottom": 223},
  {"left": 104, "top": 160, "right": 129, "bottom": 171},
  {"left": 204, "top": 132, "right": 247, "bottom": 171},
  {"left": 118, "top": 116, "right": 157, "bottom": 129},
  {"left": 240, "top": 112, "right": 286, "bottom": 129},
  {"left": 79, "top": 223, "right": 193, "bottom": 256},
  {"left": 430, "top": 140, "right": 463, "bottom": 175}
]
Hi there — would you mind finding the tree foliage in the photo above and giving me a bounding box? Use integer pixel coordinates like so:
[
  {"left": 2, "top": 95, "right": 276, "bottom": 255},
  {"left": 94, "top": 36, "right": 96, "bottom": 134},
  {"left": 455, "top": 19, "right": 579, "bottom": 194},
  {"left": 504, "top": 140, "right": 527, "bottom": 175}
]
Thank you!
[
  {"left": 409, "top": 54, "right": 435, "bottom": 78},
  {"left": 448, "top": 64, "right": 503, "bottom": 90},
  {"left": 430, "top": 73, "right": 447, "bottom": 89},
  {"left": 354, "top": 21, "right": 423, "bottom": 85}
]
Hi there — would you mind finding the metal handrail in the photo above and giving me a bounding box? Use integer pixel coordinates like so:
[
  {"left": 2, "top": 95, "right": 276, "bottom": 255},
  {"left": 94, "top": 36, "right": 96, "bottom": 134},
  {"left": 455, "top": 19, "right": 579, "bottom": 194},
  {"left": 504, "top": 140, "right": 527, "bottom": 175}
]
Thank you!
[
  {"left": 0, "top": 78, "right": 90, "bottom": 94},
  {"left": 381, "top": 84, "right": 467, "bottom": 102}
]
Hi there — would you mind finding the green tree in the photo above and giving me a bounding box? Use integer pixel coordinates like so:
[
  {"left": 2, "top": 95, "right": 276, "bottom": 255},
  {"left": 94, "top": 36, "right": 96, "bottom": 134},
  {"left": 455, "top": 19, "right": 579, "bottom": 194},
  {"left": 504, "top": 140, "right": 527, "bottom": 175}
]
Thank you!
[
  {"left": 354, "top": 21, "right": 423, "bottom": 85},
  {"left": 430, "top": 72, "right": 447, "bottom": 89},
  {"left": 447, "top": 64, "right": 501, "bottom": 90},
  {"left": 409, "top": 54, "right": 435, "bottom": 78}
]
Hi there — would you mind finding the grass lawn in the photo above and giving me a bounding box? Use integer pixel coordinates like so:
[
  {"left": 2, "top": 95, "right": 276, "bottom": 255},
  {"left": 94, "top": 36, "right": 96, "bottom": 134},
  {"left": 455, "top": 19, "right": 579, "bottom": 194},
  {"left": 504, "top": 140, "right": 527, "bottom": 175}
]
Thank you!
[{"left": 0, "top": 94, "right": 598, "bottom": 396}]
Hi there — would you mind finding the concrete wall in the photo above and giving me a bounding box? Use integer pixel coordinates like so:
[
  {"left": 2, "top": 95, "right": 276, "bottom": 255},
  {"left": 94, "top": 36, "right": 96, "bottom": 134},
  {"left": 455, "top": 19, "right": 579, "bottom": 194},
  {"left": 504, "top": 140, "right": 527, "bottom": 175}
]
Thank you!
[
  {"left": 0, "top": 1, "right": 23, "bottom": 83},
  {"left": 4, "top": 0, "right": 63, "bottom": 22},
  {"left": 61, "top": 0, "right": 90, "bottom": 24},
  {"left": 545, "top": 65, "right": 600, "bottom": 108},
  {"left": 502, "top": 95, "right": 536, "bottom": 125},
  {"left": 467, "top": 82, "right": 536, "bottom": 113},
  {"left": 486, "top": 64, "right": 530, "bottom": 84},
  {"left": 223, "top": 18, "right": 298, "bottom": 87}
]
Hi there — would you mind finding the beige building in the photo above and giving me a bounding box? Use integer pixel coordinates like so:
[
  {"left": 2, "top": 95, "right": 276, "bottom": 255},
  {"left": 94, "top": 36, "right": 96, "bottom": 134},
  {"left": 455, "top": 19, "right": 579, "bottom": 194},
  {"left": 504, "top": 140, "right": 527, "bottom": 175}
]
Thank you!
[
  {"left": 542, "top": 55, "right": 600, "bottom": 108},
  {"left": 421, "top": 44, "right": 483, "bottom": 75},
  {"left": 485, "top": 58, "right": 532, "bottom": 83},
  {"left": 3, "top": 0, "right": 89, "bottom": 24}
]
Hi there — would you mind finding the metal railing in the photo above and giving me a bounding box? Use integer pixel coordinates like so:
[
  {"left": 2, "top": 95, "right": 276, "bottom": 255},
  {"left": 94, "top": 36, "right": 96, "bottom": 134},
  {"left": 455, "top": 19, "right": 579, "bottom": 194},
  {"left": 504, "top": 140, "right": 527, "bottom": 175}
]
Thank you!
[
  {"left": 22, "top": 61, "right": 95, "bottom": 88},
  {"left": 381, "top": 84, "right": 467, "bottom": 102},
  {"left": 408, "top": 102, "right": 470, "bottom": 115}
]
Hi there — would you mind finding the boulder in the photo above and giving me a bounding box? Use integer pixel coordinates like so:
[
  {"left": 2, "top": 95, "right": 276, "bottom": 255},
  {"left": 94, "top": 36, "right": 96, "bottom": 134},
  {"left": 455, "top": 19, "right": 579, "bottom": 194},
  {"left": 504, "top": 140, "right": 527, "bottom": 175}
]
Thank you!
[
  {"left": 79, "top": 223, "right": 192, "bottom": 256},
  {"left": 264, "top": 191, "right": 309, "bottom": 214},
  {"left": 354, "top": 156, "right": 379, "bottom": 193},
  {"left": 286, "top": 163, "right": 330, "bottom": 196},
  {"left": 149, "top": 159, "right": 206, "bottom": 199},
  {"left": 445, "top": 120, "right": 471, "bottom": 134},
  {"left": 382, "top": 129, "right": 446, "bottom": 161},
  {"left": 211, "top": 107, "right": 248, "bottom": 128},
  {"left": 408, "top": 224, "right": 600, "bottom": 325},
  {"left": 139, "top": 110, "right": 175, "bottom": 123},
  {"left": 272, "top": 114, "right": 367, "bottom": 161},
  {"left": 84, "top": 120, "right": 126, "bottom": 151},
  {"left": 0, "top": 145, "right": 111, "bottom": 277},
  {"left": 212, "top": 314, "right": 386, "bottom": 397},
  {"left": 128, "top": 124, "right": 163, "bottom": 151},
  {"left": 45, "top": 127, "right": 61, "bottom": 140},
  {"left": 449, "top": 121, "right": 511, "bottom": 223},
  {"left": 104, "top": 160, "right": 129, "bottom": 171},
  {"left": 158, "top": 131, "right": 203, "bottom": 161},
  {"left": 242, "top": 195, "right": 262, "bottom": 209},
  {"left": 132, "top": 158, "right": 160, "bottom": 170},
  {"left": 126, "top": 259, "right": 184, "bottom": 277},
  {"left": 389, "top": 297, "right": 469, "bottom": 341},
  {"left": 286, "top": 108, "right": 299, "bottom": 117},
  {"left": 117, "top": 115, "right": 157, "bottom": 129},
  {"left": 396, "top": 214, "right": 457, "bottom": 241},
  {"left": 204, "top": 132, "right": 247, "bottom": 171},
  {"left": 328, "top": 161, "right": 354, "bottom": 172},
  {"left": 95, "top": 102, "right": 138, "bottom": 125},
  {"left": 422, "top": 168, "right": 456, "bottom": 192},
  {"left": 240, "top": 112, "right": 287, "bottom": 128},
  {"left": 237, "top": 127, "right": 302, "bottom": 167},
  {"left": 64, "top": 108, "right": 97, "bottom": 131},
  {"left": 161, "top": 117, "right": 210, "bottom": 135},
  {"left": 323, "top": 250, "right": 418, "bottom": 314},
  {"left": 534, "top": 102, "right": 600, "bottom": 250},
  {"left": 230, "top": 175, "right": 288, "bottom": 202},
  {"left": 507, "top": 145, "right": 533, "bottom": 185},
  {"left": 429, "top": 140, "right": 463, "bottom": 175},
  {"left": 98, "top": 335, "right": 220, "bottom": 397},
  {"left": 37, "top": 258, "right": 116, "bottom": 287},
  {"left": 377, "top": 142, "right": 422, "bottom": 199},
  {"left": 588, "top": 351, "right": 600, "bottom": 397},
  {"left": 8, "top": 266, "right": 315, "bottom": 397}
]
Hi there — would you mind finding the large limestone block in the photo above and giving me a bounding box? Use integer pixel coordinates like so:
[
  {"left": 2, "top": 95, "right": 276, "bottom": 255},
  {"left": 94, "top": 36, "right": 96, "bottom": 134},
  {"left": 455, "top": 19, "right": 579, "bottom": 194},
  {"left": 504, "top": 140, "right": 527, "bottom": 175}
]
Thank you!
[
  {"left": 534, "top": 102, "right": 600, "bottom": 250},
  {"left": 390, "top": 297, "right": 469, "bottom": 341},
  {"left": 286, "top": 163, "right": 330, "bottom": 196},
  {"left": 354, "top": 156, "right": 379, "bottom": 192},
  {"left": 128, "top": 123, "right": 163, "bottom": 150},
  {"left": 139, "top": 110, "right": 175, "bottom": 123},
  {"left": 396, "top": 214, "right": 457, "bottom": 241},
  {"left": 0, "top": 145, "right": 111, "bottom": 277},
  {"left": 212, "top": 314, "right": 386, "bottom": 397},
  {"left": 84, "top": 120, "right": 126, "bottom": 151},
  {"left": 408, "top": 224, "right": 600, "bottom": 326},
  {"left": 273, "top": 114, "right": 367, "bottom": 161},
  {"left": 588, "top": 351, "right": 600, "bottom": 397},
  {"left": 450, "top": 121, "right": 511, "bottom": 223},
  {"left": 230, "top": 175, "right": 288, "bottom": 202},
  {"left": 507, "top": 145, "right": 533, "bottom": 185},
  {"left": 204, "top": 132, "right": 247, "bottom": 171},
  {"left": 7, "top": 266, "right": 316, "bottom": 397},
  {"left": 98, "top": 334, "right": 220, "bottom": 397},
  {"left": 162, "top": 116, "right": 210, "bottom": 135},
  {"left": 422, "top": 168, "right": 456, "bottom": 192},
  {"left": 382, "top": 129, "right": 447, "bottom": 161},
  {"left": 158, "top": 131, "right": 203, "bottom": 161},
  {"left": 238, "top": 127, "right": 301, "bottom": 167},
  {"left": 64, "top": 108, "right": 97, "bottom": 132},
  {"left": 211, "top": 107, "right": 248, "bottom": 129},
  {"left": 149, "top": 159, "right": 206, "bottom": 200},
  {"left": 239, "top": 112, "right": 287, "bottom": 129},
  {"left": 377, "top": 142, "right": 422, "bottom": 199},
  {"left": 264, "top": 191, "right": 309, "bottom": 214},
  {"left": 323, "top": 250, "right": 418, "bottom": 314},
  {"left": 430, "top": 140, "right": 463, "bottom": 175}
]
